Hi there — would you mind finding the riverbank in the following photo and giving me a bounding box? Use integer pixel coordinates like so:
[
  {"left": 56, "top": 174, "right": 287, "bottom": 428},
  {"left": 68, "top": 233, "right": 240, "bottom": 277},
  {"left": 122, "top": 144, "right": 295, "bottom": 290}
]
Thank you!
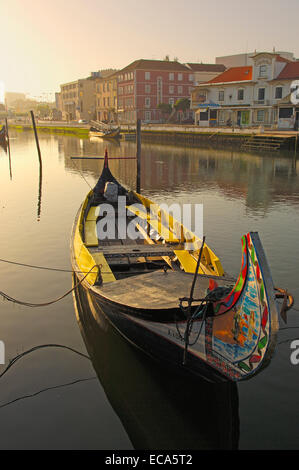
[{"left": 8, "top": 120, "right": 298, "bottom": 150}]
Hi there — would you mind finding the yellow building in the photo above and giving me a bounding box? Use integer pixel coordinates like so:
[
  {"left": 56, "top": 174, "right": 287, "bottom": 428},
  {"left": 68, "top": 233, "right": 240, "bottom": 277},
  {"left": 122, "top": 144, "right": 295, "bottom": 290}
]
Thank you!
[
  {"left": 60, "top": 76, "right": 96, "bottom": 121},
  {"left": 95, "top": 71, "right": 118, "bottom": 123}
]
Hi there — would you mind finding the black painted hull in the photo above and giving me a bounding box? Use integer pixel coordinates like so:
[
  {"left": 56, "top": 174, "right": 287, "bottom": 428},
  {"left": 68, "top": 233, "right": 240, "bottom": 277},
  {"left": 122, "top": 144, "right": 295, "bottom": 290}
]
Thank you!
[{"left": 81, "top": 277, "right": 230, "bottom": 384}]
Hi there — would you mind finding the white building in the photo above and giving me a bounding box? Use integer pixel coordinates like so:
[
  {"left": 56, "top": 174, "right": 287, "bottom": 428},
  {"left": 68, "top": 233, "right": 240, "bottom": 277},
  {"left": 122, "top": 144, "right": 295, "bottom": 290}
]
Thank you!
[
  {"left": 191, "top": 52, "right": 299, "bottom": 130},
  {"left": 215, "top": 51, "right": 295, "bottom": 68}
]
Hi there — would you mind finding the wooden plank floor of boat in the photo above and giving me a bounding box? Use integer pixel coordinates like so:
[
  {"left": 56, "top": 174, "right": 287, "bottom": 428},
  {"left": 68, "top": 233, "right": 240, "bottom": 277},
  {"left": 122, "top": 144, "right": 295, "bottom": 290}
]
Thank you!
[{"left": 96, "top": 270, "right": 234, "bottom": 310}]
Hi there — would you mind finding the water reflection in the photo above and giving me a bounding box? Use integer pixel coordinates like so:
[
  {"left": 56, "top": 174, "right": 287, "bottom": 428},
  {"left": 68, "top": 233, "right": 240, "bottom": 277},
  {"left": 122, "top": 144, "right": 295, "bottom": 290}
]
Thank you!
[
  {"left": 58, "top": 137, "right": 299, "bottom": 214},
  {"left": 37, "top": 163, "right": 42, "bottom": 221},
  {"left": 73, "top": 278, "right": 240, "bottom": 450}
]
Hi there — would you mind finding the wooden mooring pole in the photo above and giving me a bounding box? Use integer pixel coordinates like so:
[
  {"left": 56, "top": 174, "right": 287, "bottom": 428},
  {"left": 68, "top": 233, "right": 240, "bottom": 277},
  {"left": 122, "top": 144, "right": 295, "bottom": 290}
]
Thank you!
[
  {"left": 136, "top": 118, "right": 141, "bottom": 193},
  {"left": 30, "top": 111, "right": 43, "bottom": 220},
  {"left": 30, "top": 110, "right": 43, "bottom": 169},
  {"left": 5, "top": 117, "right": 12, "bottom": 179}
]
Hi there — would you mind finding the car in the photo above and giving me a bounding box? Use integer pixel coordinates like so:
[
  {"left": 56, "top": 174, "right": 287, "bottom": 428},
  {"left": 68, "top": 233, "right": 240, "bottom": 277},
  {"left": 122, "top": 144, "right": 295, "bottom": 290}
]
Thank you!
[{"left": 78, "top": 119, "right": 88, "bottom": 124}]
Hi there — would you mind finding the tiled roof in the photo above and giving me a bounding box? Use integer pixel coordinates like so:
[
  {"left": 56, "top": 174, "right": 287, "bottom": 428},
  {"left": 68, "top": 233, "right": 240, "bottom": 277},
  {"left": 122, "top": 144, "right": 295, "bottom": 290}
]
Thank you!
[
  {"left": 275, "top": 54, "right": 292, "bottom": 63},
  {"left": 207, "top": 66, "right": 252, "bottom": 83},
  {"left": 119, "top": 59, "right": 190, "bottom": 72},
  {"left": 185, "top": 63, "right": 226, "bottom": 72},
  {"left": 276, "top": 61, "right": 299, "bottom": 80}
]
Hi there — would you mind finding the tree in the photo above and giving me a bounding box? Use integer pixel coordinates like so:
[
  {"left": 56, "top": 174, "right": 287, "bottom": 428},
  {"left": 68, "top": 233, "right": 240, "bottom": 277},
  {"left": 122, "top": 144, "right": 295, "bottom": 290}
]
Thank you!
[
  {"left": 157, "top": 103, "right": 172, "bottom": 122},
  {"left": 174, "top": 98, "right": 190, "bottom": 112},
  {"left": 174, "top": 98, "right": 191, "bottom": 123}
]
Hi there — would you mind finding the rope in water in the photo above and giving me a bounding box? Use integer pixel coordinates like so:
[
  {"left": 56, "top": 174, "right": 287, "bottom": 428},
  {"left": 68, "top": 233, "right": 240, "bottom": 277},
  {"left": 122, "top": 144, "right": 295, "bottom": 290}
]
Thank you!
[
  {"left": 0, "top": 344, "right": 91, "bottom": 379},
  {"left": 0, "top": 266, "right": 96, "bottom": 308}
]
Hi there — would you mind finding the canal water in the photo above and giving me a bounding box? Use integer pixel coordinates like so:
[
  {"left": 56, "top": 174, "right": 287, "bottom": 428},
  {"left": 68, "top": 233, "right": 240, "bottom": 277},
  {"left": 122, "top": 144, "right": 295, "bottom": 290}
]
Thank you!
[{"left": 0, "top": 129, "right": 298, "bottom": 450}]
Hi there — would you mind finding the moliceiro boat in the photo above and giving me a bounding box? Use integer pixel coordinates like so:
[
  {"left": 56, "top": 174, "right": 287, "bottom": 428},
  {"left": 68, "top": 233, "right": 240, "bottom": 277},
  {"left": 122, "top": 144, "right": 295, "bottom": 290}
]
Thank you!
[
  {"left": 0, "top": 125, "right": 7, "bottom": 144},
  {"left": 89, "top": 120, "right": 121, "bottom": 139},
  {"left": 70, "top": 151, "right": 281, "bottom": 382}
]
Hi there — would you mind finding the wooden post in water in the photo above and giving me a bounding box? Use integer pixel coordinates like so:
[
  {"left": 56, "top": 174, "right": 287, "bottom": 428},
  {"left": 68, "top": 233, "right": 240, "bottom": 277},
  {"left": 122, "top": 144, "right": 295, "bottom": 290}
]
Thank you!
[
  {"left": 30, "top": 110, "right": 42, "bottom": 169},
  {"left": 136, "top": 118, "right": 141, "bottom": 193},
  {"left": 5, "top": 117, "right": 12, "bottom": 179},
  {"left": 30, "top": 111, "right": 43, "bottom": 220}
]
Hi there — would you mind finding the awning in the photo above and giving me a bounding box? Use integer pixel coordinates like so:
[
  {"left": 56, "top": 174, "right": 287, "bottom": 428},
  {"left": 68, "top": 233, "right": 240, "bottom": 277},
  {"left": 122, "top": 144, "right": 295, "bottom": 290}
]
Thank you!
[{"left": 195, "top": 101, "right": 220, "bottom": 109}]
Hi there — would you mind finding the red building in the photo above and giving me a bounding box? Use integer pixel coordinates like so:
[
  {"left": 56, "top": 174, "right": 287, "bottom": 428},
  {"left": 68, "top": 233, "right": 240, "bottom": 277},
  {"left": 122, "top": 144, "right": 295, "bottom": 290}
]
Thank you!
[{"left": 117, "top": 59, "right": 195, "bottom": 124}]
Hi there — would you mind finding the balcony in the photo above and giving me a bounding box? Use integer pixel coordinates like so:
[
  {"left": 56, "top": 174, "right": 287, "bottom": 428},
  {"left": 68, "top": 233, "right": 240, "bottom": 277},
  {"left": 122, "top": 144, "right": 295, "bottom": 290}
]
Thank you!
[{"left": 253, "top": 99, "right": 270, "bottom": 106}]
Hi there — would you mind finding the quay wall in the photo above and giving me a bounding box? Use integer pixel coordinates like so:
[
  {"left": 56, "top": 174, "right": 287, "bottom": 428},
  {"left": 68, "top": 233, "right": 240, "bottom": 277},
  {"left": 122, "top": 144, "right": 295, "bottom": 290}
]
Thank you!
[{"left": 8, "top": 121, "right": 298, "bottom": 150}]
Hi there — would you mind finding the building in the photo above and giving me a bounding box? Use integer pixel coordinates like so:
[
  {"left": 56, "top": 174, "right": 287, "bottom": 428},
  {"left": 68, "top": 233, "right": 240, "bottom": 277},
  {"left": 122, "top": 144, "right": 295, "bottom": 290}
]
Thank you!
[
  {"left": 215, "top": 51, "right": 295, "bottom": 68},
  {"left": 185, "top": 63, "right": 226, "bottom": 85},
  {"left": 95, "top": 71, "right": 118, "bottom": 122},
  {"left": 5, "top": 92, "right": 26, "bottom": 108},
  {"left": 272, "top": 62, "right": 299, "bottom": 129},
  {"left": 116, "top": 59, "right": 196, "bottom": 124},
  {"left": 60, "top": 75, "right": 97, "bottom": 121},
  {"left": 191, "top": 52, "right": 299, "bottom": 129}
]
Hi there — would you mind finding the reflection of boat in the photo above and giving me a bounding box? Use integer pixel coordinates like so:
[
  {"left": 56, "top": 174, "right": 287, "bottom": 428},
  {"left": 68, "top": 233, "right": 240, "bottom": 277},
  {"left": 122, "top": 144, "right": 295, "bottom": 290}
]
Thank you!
[
  {"left": 73, "top": 277, "right": 240, "bottom": 450},
  {"left": 70, "top": 150, "right": 280, "bottom": 383}
]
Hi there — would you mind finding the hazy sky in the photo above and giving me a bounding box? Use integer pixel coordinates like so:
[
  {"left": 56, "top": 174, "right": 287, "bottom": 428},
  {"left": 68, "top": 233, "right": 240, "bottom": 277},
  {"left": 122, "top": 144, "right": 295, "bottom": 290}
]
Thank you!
[{"left": 1, "top": 0, "right": 298, "bottom": 100}]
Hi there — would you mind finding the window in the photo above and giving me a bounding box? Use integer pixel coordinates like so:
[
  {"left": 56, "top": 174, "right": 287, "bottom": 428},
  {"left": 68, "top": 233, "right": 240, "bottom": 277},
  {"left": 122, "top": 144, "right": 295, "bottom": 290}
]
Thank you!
[
  {"left": 189, "top": 74, "right": 194, "bottom": 82},
  {"left": 199, "top": 111, "right": 209, "bottom": 121},
  {"left": 275, "top": 87, "right": 283, "bottom": 99},
  {"left": 197, "top": 92, "right": 207, "bottom": 102},
  {"left": 169, "top": 85, "right": 174, "bottom": 94},
  {"left": 259, "top": 65, "right": 267, "bottom": 78},
  {"left": 237, "top": 89, "right": 244, "bottom": 100},
  {"left": 169, "top": 98, "right": 175, "bottom": 106},
  {"left": 258, "top": 88, "right": 265, "bottom": 101},
  {"left": 145, "top": 97, "right": 151, "bottom": 108},
  {"left": 178, "top": 86, "right": 183, "bottom": 94},
  {"left": 145, "top": 84, "right": 151, "bottom": 93},
  {"left": 219, "top": 110, "right": 225, "bottom": 122},
  {"left": 119, "top": 87, "right": 123, "bottom": 95},
  {"left": 257, "top": 110, "right": 264, "bottom": 122},
  {"left": 145, "top": 72, "right": 151, "bottom": 80},
  {"left": 145, "top": 111, "right": 151, "bottom": 121},
  {"left": 218, "top": 90, "right": 224, "bottom": 101},
  {"left": 178, "top": 73, "right": 183, "bottom": 81},
  {"left": 169, "top": 73, "right": 174, "bottom": 81},
  {"left": 279, "top": 107, "right": 293, "bottom": 118}
]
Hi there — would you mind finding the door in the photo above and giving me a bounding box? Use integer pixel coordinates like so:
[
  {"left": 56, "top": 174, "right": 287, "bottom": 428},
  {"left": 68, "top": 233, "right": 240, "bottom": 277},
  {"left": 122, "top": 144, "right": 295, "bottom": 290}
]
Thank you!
[{"left": 241, "top": 111, "right": 250, "bottom": 126}]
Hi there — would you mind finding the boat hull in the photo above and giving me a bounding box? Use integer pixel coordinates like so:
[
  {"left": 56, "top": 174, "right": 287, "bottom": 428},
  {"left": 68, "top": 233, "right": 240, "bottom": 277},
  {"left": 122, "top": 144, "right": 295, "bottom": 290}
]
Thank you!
[
  {"left": 71, "top": 230, "right": 279, "bottom": 383},
  {"left": 70, "top": 154, "right": 280, "bottom": 383},
  {"left": 89, "top": 128, "right": 120, "bottom": 139}
]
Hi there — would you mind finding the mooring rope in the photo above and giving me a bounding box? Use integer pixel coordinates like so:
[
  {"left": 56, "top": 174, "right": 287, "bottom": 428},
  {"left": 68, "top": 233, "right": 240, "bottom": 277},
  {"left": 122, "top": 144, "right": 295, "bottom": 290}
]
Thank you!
[
  {"left": 0, "top": 265, "right": 97, "bottom": 308},
  {"left": 0, "top": 344, "right": 91, "bottom": 380}
]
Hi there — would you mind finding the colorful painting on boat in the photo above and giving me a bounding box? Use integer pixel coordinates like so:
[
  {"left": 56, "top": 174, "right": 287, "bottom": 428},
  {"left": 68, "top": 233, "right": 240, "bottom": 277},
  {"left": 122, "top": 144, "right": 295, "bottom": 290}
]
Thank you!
[{"left": 205, "top": 233, "right": 271, "bottom": 378}]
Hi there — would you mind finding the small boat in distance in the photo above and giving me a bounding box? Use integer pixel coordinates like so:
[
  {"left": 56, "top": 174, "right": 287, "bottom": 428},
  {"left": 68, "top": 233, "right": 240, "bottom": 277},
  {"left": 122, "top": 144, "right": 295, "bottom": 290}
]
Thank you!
[
  {"left": 89, "top": 120, "right": 121, "bottom": 139},
  {"left": 0, "top": 125, "right": 7, "bottom": 144},
  {"left": 70, "top": 150, "right": 283, "bottom": 383},
  {"left": 89, "top": 127, "right": 121, "bottom": 139}
]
